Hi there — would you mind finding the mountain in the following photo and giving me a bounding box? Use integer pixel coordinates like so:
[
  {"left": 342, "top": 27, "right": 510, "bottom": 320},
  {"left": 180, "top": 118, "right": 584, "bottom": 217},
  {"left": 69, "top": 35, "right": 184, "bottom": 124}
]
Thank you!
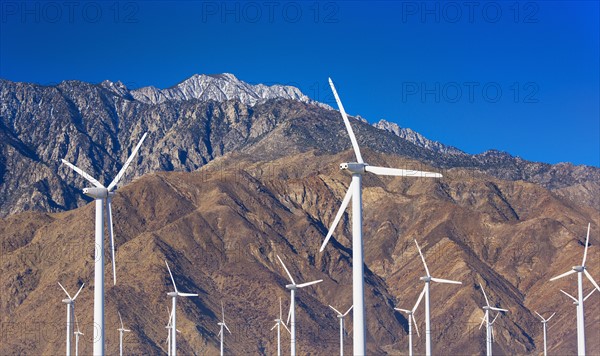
[
  {"left": 0, "top": 75, "right": 597, "bottom": 219},
  {"left": 0, "top": 149, "right": 598, "bottom": 355},
  {"left": 0, "top": 74, "right": 599, "bottom": 355},
  {"left": 374, "top": 119, "right": 465, "bottom": 156},
  {"left": 129, "top": 73, "right": 329, "bottom": 108}
]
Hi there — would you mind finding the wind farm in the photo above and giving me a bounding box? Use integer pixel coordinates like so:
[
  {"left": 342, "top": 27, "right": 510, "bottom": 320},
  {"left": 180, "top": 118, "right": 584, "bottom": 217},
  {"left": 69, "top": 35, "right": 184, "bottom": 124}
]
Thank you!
[{"left": 0, "top": 74, "right": 599, "bottom": 356}]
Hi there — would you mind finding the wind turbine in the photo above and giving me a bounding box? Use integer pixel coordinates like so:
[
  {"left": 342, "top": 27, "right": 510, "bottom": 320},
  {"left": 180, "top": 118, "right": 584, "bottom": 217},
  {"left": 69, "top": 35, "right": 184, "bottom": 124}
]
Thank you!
[
  {"left": 328, "top": 304, "right": 353, "bottom": 356},
  {"left": 60, "top": 132, "right": 147, "bottom": 355},
  {"left": 165, "top": 260, "right": 198, "bottom": 356},
  {"left": 319, "top": 78, "right": 442, "bottom": 355},
  {"left": 165, "top": 306, "right": 181, "bottom": 356},
  {"left": 74, "top": 315, "right": 83, "bottom": 356},
  {"left": 58, "top": 282, "right": 84, "bottom": 356},
  {"left": 535, "top": 311, "right": 556, "bottom": 356},
  {"left": 549, "top": 223, "right": 600, "bottom": 356},
  {"left": 559, "top": 288, "right": 596, "bottom": 356},
  {"left": 276, "top": 254, "right": 322, "bottom": 356},
  {"left": 479, "top": 284, "right": 508, "bottom": 356},
  {"left": 394, "top": 286, "right": 425, "bottom": 356},
  {"left": 117, "top": 311, "right": 131, "bottom": 356},
  {"left": 217, "top": 302, "right": 231, "bottom": 356},
  {"left": 270, "top": 297, "right": 290, "bottom": 356},
  {"left": 414, "top": 240, "right": 461, "bottom": 356}
]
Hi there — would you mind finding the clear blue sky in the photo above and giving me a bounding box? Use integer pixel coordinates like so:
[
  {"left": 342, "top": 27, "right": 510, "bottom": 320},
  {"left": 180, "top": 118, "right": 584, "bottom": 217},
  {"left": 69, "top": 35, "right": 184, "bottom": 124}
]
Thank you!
[{"left": 1, "top": 1, "right": 598, "bottom": 166}]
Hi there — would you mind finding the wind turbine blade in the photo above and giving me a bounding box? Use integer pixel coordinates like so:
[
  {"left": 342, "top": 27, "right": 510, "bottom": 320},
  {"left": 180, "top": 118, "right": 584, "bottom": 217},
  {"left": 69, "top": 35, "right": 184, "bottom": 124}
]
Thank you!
[
  {"left": 491, "top": 325, "right": 496, "bottom": 341},
  {"left": 364, "top": 166, "right": 442, "bottom": 178},
  {"left": 58, "top": 282, "right": 72, "bottom": 300},
  {"left": 491, "top": 314, "right": 499, "bottom": 324},
  {"left": 395, "top": 308, "right": 410, "bottom": 313},
  {"left": 320, "top": 182, "right": 354, "bottom": 252},
  {"left": 584, "top": 289, "right": 596, "bottom": 301},
  {"left": 582, "top": 222, "right": 591, "bottom": 266},
  {"left": 118, "top": 311, "right": 124, "bottom": 329},
  {"left": 431, "top": 277, "right": 462, "bottom": 285},
  {"left": 547, "top": 312, "right": 556, "bottom": 321},
  {"left": 224, "top": 323, "right": 231, "bottom": 334},
  {"left": 343, "top": 305, "right": 353, "bottom": 316},
  {"left": 221, "top": 301, "right": 225, "bottom": 322},
  {"left": 584, "top": 269, "right": 600, "bottom": 292},
  {"left": 282, "top": 321, "right": 291, "bottom": 335},
  {"left": 490, "top": 307, "right": 508, "bottom": 312},
  {"left": 413, "top": 286, "right": 426, "bottom": 313},
  {"left": 107, "top": 198, "right": 117, "bottom": 285},
  {"left": 560, "top": 289, "right": 578, "bottom": 303},
  {"left": 479, "top": 316, "right": 485, "bottom": 330},
  {"left": 328, "top": 78, "right": 363, "bottom": 163},
  {"left": 72, "top": 283, "right": 85, "bottom": 300},
  {"left": 412, "top": 315, "right": 420, "bottom": 337},
  {"left": 178, "top": 292, "right": 198, "bottom": 297},
  {"left": 75, "top": 314, "right": 81, "bottom": 333},
  {"left": 218, "top": 329, "right": 222, "bottom": 337},
  {"left": 534, "top": 311, "right": 543, "bottom": 320},
  {"left": 271, "top": 323, "right": 277, "bottom": 331},
  {"left": 279, "top": 297, "right": 283, "bottom": 320},
  {"left": 329, "top": 305, "right": 343, "bottom": 316},
  {"left": 296, "top": 279, "right": 323, "bottom": 288},
  {"left": 165, "top": 260, "right": 178, "bottom": 293},
  {"left": 480, "top": 284, "right": 490, "bottom": 307},
  {"left": 276, "top": 255, "right": 296, "bottom": 285},
  {"left": 107, "top": 132, "right": 148, "bottom": 191},
  {"left": 550, "top": 269, "right": 577, "bottom": 281},
  {"left": 414, "top": 240, "right": 431, "bottom": 277},
  {"left": 61, "top": 159, "right": 104, "bottom": 188},
  {"left": 286, "top": 302, "right": 292, "bottom": 325}
]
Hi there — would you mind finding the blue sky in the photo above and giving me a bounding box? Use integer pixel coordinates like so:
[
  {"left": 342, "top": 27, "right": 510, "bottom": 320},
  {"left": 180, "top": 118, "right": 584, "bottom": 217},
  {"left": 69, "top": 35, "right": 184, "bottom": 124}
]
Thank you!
[{"left": 1, "top": 1, "right": 598, "bottom": 166}]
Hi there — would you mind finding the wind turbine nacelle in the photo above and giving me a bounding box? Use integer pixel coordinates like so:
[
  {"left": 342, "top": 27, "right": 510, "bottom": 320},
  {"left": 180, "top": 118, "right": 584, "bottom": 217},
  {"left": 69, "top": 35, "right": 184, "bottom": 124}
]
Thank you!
[
  {"left": 340, "top": 162, "right": 367, "bottom": 174},
  {"left": 83, "top": 187, "right": 109, "bottom": 199},
  {"left": 573, "top": 266, "right": 584, "bottom": 272}
]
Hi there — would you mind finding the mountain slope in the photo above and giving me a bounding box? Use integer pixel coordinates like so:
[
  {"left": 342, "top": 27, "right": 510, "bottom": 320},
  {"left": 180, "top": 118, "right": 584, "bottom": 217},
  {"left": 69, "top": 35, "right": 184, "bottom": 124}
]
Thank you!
[
  {"left": 1, "top": 76, "right": 598, "bottom": 219},
  {"left": 0, "top": 150, "right": 598, "bottom": 355}
]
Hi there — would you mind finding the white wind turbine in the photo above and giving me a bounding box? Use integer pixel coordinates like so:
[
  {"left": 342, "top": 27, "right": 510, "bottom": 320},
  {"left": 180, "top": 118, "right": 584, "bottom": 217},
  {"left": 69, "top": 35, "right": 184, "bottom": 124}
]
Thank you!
[
  {"left": 117, "top": 311, "right": 131, "bottom": 356},
  {"left": 559, "top": 288, "right": 596, "bottom": 355},
  {"left": 270, "top": 297, "right": 291, "bottom": 356},
  {"left": 165, "top": 260, "right": 198, "bottom": 356},
  {"left": 479, "top": 313, "right": 499, "bottom": 349},
  {"left": 276, "top": 255, "right": 323, "bottom": 356},
  {"left": 60, "top": 132, "right": 147, "bottom": 355},
  {"left": 394, "top": 286, "right": 425, "bottom": 356},
  {"left": 535, "top": 311, "right": 556, "bottom": 356},
  {"left": 414, "top": 240, "right": 461, "bottom": 356},
  {"left": 479, "top": 284, "right": 508, "bottom": 356},
  {"left": 58, "top": 282, "right": 84, "bottom": 356},
  {"left": 328, "top": 304, "right": 353, "bottom": 356},
  {"left": 165, "top": 306, "right": 181, "bottom": 356},
  {"left": 319, "top": 78, "right": 442, "bottom": 355},
  {"left": 217, "top": 302, "right": 231, "bottom": 356},
  {"left": 74, "top": 315, "right": 83, "bottom": 356},
  {"left": 549, "top": 223, "right": 600, "bottom": 356}
]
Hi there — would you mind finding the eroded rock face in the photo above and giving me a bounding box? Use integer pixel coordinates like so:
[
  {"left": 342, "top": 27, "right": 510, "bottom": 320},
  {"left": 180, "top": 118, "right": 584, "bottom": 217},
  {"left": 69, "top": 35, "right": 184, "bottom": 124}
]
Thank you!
[
  {"left": 1, "top": 76, "right": 598, "bottom": 218},
  {"left": 0, "top": 151, "right": 598, "bottom": 355}
]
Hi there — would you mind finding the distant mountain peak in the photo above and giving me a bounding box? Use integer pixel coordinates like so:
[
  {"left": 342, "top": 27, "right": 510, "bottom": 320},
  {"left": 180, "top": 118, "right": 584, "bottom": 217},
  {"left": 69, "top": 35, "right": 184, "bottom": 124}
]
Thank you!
[
  {"left": 374, "top": 119, "right": 465, "bottom": 155},
  {"left": 131, "top": 73, "right": 330, "bottom": 108}
]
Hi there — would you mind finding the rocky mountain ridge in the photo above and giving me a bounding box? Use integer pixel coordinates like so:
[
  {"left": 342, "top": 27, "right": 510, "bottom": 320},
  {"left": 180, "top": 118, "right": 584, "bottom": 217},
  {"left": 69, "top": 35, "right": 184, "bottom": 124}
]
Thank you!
[{"left": 0, "top": 75, "right": 598, "bottom": 219}]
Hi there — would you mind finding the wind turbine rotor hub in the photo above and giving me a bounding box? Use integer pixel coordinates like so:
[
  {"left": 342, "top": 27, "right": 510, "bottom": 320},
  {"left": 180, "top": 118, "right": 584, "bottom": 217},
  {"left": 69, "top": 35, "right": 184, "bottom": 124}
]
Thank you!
[
  {"left": 167, "top": 292, "right": 177, "bottom": 297},
  {"left": 285, "top": 284, "right": 296, "bottom": 290},
  {"left": 62, "top": 299, "right": 72, "bottom": 304},
  {"left": 340, "top": 162, "right": 367, "bottom": 174},
  {"left": 420, "top": 276, "right": 431, "bottom": 282},
  {"left": 573, "top": 266, "right": 584, "bottom": 272},
  {"left": 83, "top": 187, "right": 109, "bottom": 199},
  {"left": 482, "top": 306, "right": 490, "bottom": 310}
]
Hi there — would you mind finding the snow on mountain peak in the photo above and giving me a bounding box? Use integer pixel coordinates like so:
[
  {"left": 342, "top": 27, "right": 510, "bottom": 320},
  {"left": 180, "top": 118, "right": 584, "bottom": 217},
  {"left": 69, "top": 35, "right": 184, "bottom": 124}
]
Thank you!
[
  {"left": 374, "top": 119, "right": 464, "bottom": 155},
  {"left": 131, "top": 73, "right": 328, "bottom": 108}
]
